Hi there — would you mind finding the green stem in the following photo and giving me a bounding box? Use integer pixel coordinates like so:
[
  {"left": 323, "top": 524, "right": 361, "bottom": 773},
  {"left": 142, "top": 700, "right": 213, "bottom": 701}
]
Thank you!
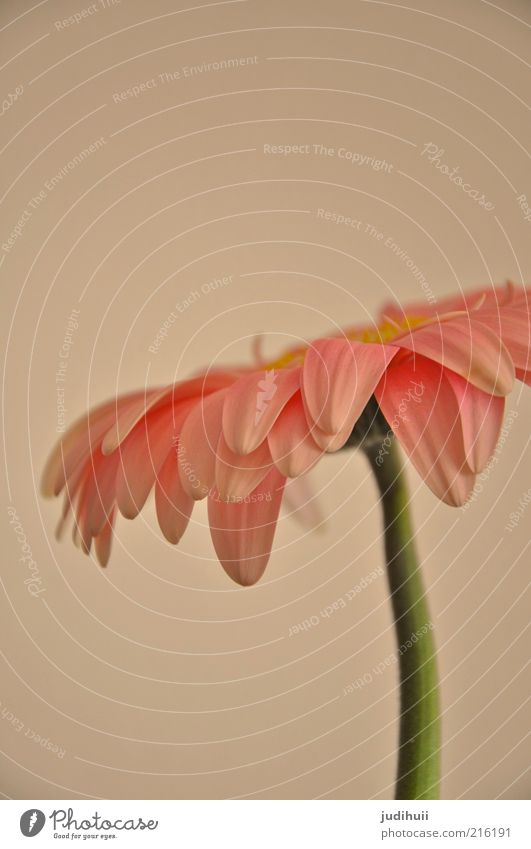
[{"left": 364, "top": 438, "right": 440, "bottom": 800}]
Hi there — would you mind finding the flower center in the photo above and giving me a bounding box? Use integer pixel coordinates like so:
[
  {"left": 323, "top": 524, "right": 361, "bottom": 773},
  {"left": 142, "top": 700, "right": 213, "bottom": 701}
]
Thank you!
[
  {"left": 345, "top": 314, "right": 427, "bottom": 344},
  {"left": 267, "top": 314, "right": 427, "bottom": 370}
]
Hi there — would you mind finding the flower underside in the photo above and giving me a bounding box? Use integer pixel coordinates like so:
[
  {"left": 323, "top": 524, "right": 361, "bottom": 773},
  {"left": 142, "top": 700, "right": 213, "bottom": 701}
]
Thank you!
[{"left": 41, "top": 282, "right": 530, "bottom": 585}]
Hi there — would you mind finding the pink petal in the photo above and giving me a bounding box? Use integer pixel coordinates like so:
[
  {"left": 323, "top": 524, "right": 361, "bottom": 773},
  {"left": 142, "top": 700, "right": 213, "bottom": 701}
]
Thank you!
[
  {"left": 310, "top": 420, "right": 356, "bottom": 452},
  {"left": 445, "top": 371, "right": 505, "bottom": 473},
  {"left": 302, "top": 338, "right": 397, "bottom": 434},
  {"left": 208, "top": 466, "right": 286, "bottom": 585},
  {"left": 41, "top": 392, "right": 144, "bottom": 497},
  {"left": 375, "top": 355, "right": 476, "bottom": 506},
  {"left": 222, "top": 367, "right": 300, "bottom": 454},
  {"left": 515, "top": 366, "right": 531, "bottom": 386},
  {"left": 178, "top": 390, "right": 227, "bottom": 500},
  {"left": 81, "top": 449, "right": 120, "bottom": 539},
  {"left": 299, "top": 389, "right": 354, "bottom": 452},
  {"left": 215, "top": 433, "right": 273, "bottom": 500},
  {"left": 55, "top": 460, "right": 92, "bottom": 540},
  {"left": 101, "top": 373, "right": 236, "bottom": 456},
  {"left": 473, "top": 306, "right": 531, "bottom": 372},
  {"left": 282, "top": 477, "right": 325, "bottom": 530},
  {"left": 101, "top": 387, "right": 170, "bottom": 455},
  {"left": 94, "top": 509, "right": 116, "bottom": 568},
  {"left": 155, "top": 449, "right": 194, "bottom": 544},
  {"left": 115, "top": 407, "right": 176, "bottom": 519},
  {"left": 268, "top": 392, "right": 323, "bottom": 477},
  {"left": 394, "top": 315, "right": 514, "bottom": 396},
  {"left": 72, "top": 473, "right": 93, "bottom": 555}
]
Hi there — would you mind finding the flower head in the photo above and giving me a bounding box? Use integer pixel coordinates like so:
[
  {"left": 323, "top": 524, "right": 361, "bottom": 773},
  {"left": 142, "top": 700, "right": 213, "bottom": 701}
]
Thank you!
[{"left": 42, "top": 282, "right": 530, "bottom": 585}]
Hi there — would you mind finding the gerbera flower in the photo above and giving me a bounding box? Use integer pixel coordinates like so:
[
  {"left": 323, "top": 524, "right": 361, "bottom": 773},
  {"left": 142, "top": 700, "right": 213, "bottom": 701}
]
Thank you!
[{"left": 42, "top": 282, "right": 530, "bottom": 586}]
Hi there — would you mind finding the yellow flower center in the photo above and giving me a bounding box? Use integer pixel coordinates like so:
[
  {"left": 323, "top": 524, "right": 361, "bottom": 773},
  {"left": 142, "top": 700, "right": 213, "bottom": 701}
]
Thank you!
[
  {"left": 345, "top": 314, "right": 427, "bottom": 344},
  {"left": 267, "top": 315, "right": 427, "bottom": 370}
]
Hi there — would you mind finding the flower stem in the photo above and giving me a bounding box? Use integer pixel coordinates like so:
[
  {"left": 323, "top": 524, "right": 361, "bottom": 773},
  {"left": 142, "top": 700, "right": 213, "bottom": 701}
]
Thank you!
[{"left": 364, "top": 439, "right": 440, "bottom": 800}]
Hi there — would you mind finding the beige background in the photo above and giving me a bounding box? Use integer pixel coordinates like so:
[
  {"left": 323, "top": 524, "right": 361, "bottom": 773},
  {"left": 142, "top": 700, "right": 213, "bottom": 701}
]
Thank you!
[{"left": 1, "top": 0, "right": 530, "bottom": 800}]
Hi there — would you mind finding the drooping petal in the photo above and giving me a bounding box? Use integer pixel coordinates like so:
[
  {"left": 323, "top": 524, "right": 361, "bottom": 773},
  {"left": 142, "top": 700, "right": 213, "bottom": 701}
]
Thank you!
[
  {"left": 310, "top": 420, "right": 356, "bottom": 452},
  {"left": 222, "top": 367, "right": 300, "bottom": 454},
  {"left": 178, "top": 389, "right": 227, "bottom": 500},
  {"left": 41, "top": 392, "right": 145, "bottom": 497},
  {"left": 298, "top": 389, "right": 354, "bottom": 452},
  {"left": 94, "top": 508, "right": 116, "bottom": 568},
  {"left": 268, "top": 392, "right": 323, "bottom": 477},
  {"left": 282, "top": 476, "right": 325, "bottom": 530},
  {"left": 445, "top": 371, "right": 505, "bottom": 473},
  {"left": 473, "top": 306, "right": 531, "bottom": 373},
  {"left": 375, "top": 355, "right": 475, "bottom": 506},
  {"left": 394, "top": 315, "right": 514, "bottom": 396},
  {"left": 302, "top": 338, "right": 397, "bottom": 435},
  {"left": 208, "top": 466, "right": 286, "bottom": 586},
  {"left": 81, "top": 449, "right": 120, "bottom": 539},
  {"left": 155, "top": 449, "right": 194, "bottom": 544},
  {"left": 72, "top": 468, "right": 93, "bottom": 554},
  {"left": 100, "top": 388, "right": 170, "bottom": 455},
  {"left": 55, "top": 460, "right": 92, "bottom": 540},
  {"left": 515, "top": 367, "right": 531, "bottom": 386},
  {"left": 101, "top": 373, "right": 235, "bottom": 456},
  {"left": 115, "top": 407, "right": 177, "bottom": 519},
  {"left": 215, "top": 433, "right": 273, "bottom": 500}
]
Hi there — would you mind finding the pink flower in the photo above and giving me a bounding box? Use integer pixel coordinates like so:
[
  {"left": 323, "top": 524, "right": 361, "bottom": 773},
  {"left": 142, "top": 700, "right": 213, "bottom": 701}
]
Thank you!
[{"left": 42, "top": 282, "right": 530, "bottom": 585}]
